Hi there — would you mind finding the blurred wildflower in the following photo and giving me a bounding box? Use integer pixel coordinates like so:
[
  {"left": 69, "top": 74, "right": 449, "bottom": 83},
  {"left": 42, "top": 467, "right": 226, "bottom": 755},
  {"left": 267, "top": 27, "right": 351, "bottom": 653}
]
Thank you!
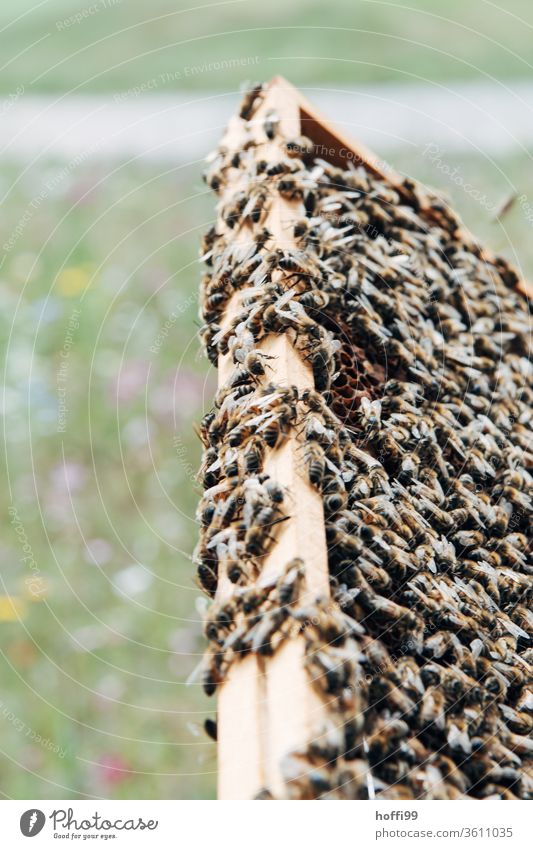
[
  {"left": 9, "top": 252, "right": 41, "bottom": 282},
  {"left": 153, "top": 367, "right": 203, "bottom": 424},
  {"left": 97, "top": 753, "right": 132, "bottom": 786},
  {"left": 5, "top": 639, "right": 37, "bottom": 668},
  {"left": 29, "top": 296, "right": 62, "bottom": 324},
  {"left": 112, "top": 564, "right": 153, "bottom": 598},
  {"left": 57, "top": 265, "right": 92, "bottom": 297},
  {"left": 20, "top": 746, "right": 45, "bottom": 771},
  {"left": 152, "top": 511, "right": 187, "bottom": 542},
  {"left": 0, "top": 595, "right": 26, "bottom": 622},
  {"left": 71, "top": 625, "right": 108, "bottom": 652},
  {"left": 96, "top": 674, "right": 124, "bottom": 703},
  {"left": 49, "top": 461, "right": 87, "bottom": 493},
  {"left": 168, "top": 627, "right": 198, "bottom": 655},
  {"left": 122, "top": 416, "right": 152, "bottom": 448},
  {"left": 23, "top": 575, "right": 48, "bottom": 600},
  {"left": 83, "top": 538, "right": 113, "bottom": 567},
  {"left": 66, "top": 174, "right": 101, "bottom": 205},
  {"left": 140, "top": 263, "right": 171, "bottom": 293},
  {"left": 111, "top": 360, "right": 150, "bottom": 405}
]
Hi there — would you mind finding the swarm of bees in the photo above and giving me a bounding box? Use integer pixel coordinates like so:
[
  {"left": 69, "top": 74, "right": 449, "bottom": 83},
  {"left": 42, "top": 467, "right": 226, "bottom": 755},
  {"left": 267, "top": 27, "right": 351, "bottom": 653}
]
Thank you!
[{"left": 195, "top": 82, "right": 532, "bottom": 800}]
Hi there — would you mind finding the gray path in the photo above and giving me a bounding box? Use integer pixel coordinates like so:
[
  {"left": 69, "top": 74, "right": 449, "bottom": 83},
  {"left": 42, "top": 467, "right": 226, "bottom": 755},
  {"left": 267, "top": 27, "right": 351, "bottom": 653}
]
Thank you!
[{"left": 1, "top": 80, "right": 532, "bottom": 164}]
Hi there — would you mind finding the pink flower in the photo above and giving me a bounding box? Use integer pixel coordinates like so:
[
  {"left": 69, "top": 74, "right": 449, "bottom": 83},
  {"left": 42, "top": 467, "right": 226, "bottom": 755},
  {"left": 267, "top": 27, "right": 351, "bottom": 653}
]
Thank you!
[
  {"left": 97, "top": 753, "right": 132, "bottom": 786},
  {"left": 111, "top": 360, "right": 150, "bottom": 405},
  {"left": 152, "top": 367, "right": 205, "bottom": 424},
  {"left": 50, "top": 461, "right": 87, "bottom": 493}
]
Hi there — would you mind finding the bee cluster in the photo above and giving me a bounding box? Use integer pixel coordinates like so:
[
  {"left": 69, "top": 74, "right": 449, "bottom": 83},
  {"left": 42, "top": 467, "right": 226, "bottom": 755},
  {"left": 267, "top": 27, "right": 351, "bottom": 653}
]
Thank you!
[{"left": 195, "top": 82, "right": 532, "bottom": 799}]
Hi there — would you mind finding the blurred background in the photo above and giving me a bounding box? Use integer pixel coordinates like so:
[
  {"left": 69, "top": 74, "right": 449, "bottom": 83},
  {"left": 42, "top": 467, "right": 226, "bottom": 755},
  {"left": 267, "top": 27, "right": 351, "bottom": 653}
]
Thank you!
[{"left": 0, "top": 0, "right": 532, "bottom": 800}]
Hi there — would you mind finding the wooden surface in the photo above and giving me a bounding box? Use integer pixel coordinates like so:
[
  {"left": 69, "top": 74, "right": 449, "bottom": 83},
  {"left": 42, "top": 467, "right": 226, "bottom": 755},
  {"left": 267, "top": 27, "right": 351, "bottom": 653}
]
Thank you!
[{"left": 215, "top": 79, "right": 330, "bottom": 800}]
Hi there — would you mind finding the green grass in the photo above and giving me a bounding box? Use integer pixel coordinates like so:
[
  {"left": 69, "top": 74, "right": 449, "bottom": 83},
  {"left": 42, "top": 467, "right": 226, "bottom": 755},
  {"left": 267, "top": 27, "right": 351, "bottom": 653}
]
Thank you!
[
  {"left": 0, "top": 122, "right": 532, "bottom": 797},
  {"left": 0, "top": 0, "right": 532, "bottom": 95}
]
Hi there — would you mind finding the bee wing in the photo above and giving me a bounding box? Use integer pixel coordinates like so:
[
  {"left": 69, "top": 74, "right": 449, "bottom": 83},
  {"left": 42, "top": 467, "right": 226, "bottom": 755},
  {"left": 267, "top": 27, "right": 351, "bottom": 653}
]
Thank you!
[
  {"left": 499, "top": 617, "right": 529, "bottom": 641},
  {"left": 186, "top": 658, "right": 207, "bottom": 686},
  {"left": 249, "top": 411, "right": 275, "bottom": 429},
  {"left": 205, "top": 529, "right": 229, "bottom": 550},
  {"left": 324, "top": 456, "right": 341, "bottom": 475},
  {"left": 195, "top": 596, "right": 209, "bottom": 616},
  {"left": 253, "top": 391, "right": 283, "bottom": 408},
  {"left": 274, "top": 289, "right": 296, "bottom": 310}
]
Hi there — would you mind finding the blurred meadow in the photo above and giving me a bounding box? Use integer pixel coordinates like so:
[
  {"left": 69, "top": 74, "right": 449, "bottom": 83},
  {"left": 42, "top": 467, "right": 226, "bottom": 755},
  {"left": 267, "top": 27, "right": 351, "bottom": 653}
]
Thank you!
[
  {"left": 1, "top": 160, "right": 217, "bottom": 798},
  {"left": 1, "top": 0, "right": 532, "bottom": 799},
  {"left": 1, "top": 0, "right": 533, "bottom": 94}
]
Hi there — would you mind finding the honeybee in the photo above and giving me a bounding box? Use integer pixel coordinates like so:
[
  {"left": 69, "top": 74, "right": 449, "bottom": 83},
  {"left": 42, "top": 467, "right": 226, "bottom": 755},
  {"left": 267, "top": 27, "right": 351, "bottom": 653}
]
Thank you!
[
  {"left": 419, "top": 686, "right": 446, "bottom": 730},
  {"left": 245, "top": 513, "right": 288, "bottom": 557},
  {"left": 277, "top": 176, "right": 314, "bottom": 201},
  {"left": 250, "top": 608, "right": 288, "bottom": 655},
  {"left": 367, "top": 718, "right": 410, "bottom": 758},
  {"left": 304, "top": 441, "right": 326, "bottom": 488},
  {"left": 196, "top": 560, "right": 218, "bottom": 597},
  {"left": 230, "top": 252, "right": 263, "bottom": 289},
  {"left": 254, "top": 788, "right": 275, "bottom": 800},
  {"left": 195, "top": 98, "right": 533, "bottom": 802},
  {"left": 368, "top": 676, "right": 416, "bottom": 718},
  {"left": 256, "top": 484, "right": 280, "bottom": 512},
  {"left": 202, "top": 663, "right": 223, "bottom": 697},
  {"left": 239, "top": 81, "right": 264, "bottom": 119},
  {"left": 276, "top": 559, "right": 303, "bottom": 606},
  {"left": 204, "top": 717, "right": 217, "bottom": 741},
  {"left": 284, "top": 135, "right": 315, "bottom": 160},
  {"left": 499, "top": 705, "right": 532, "bottom": 735},
  {"left": 263, "top": 109, "right": 280, "bottom": 140}
]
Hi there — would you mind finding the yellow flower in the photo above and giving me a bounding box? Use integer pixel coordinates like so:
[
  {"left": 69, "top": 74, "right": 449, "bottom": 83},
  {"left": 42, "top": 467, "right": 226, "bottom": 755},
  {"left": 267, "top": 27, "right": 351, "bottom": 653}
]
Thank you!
[
  {"left": 0, "top": 595, "right": 26, "bottom": 622},
  {"left": 23, "top": 576, "right": 48, "bottom": 600},
  {"left": 57, "top": 265, "right": 91, "bottom": 297}
]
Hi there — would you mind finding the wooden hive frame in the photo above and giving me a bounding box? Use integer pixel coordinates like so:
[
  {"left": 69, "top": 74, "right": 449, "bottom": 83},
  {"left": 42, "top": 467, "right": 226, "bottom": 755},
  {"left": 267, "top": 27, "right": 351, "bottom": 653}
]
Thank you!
[{"left": 209, "top": 76, "right": 532, "bottom": 800}]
